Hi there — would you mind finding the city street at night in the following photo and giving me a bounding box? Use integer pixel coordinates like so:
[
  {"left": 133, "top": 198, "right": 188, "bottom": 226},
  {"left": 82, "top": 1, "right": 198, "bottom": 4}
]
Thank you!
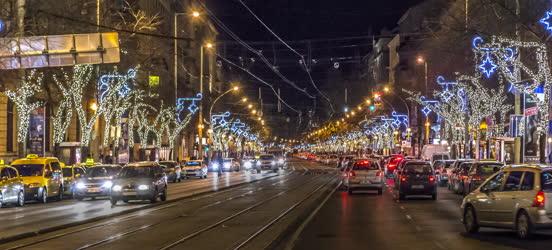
[{"left": 5, "top": 0, "right": 552, "bottom": 249}]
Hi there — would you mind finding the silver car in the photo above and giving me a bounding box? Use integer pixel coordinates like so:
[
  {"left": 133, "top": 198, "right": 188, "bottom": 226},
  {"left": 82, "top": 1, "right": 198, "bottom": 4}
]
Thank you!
[
  {"left": 461, "top": 165, "right": 552, "bottom": 239},
  {"left": 343, "top": 159, "right": 384, "bottom": 195}
]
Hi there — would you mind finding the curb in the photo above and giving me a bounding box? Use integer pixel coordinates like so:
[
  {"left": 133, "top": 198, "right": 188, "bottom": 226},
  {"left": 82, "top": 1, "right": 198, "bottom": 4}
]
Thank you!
[{"left": 0, "top": 173, "right": 283, "bottom": 245}]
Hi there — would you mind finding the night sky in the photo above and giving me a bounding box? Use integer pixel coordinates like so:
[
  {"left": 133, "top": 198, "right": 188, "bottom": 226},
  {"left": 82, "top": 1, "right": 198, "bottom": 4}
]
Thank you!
[{"left": 206, "top": 0, "right": 424, "bottom": 135}]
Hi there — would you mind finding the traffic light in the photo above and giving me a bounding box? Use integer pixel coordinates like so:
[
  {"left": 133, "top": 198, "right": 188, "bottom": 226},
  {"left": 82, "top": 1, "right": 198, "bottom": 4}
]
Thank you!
[{"left": 369, "top": 105, "right": 376, "bottom": 112}]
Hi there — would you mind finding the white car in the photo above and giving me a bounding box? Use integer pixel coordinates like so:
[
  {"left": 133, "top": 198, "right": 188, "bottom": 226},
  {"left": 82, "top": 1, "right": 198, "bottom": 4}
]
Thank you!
[{"left": 343, "top": 159, "right": 384, "bottom": 195}]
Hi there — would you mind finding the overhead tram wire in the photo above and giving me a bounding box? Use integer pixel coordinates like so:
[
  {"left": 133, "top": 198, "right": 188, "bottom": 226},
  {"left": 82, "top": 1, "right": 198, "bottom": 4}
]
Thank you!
[
  {"left": 235, "top": 0, "right": 335, "bottom": 115},
  {"left": 199, "top": 2, "right": 316, "bottom": 100},
  {"left": 216, "top": 52, "right": 301, "bottom": 115}
]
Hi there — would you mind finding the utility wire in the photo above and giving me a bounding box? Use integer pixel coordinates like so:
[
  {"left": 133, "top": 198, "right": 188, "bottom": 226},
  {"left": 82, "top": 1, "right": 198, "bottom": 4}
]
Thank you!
[
  {"left": 235, "top": 0, "right": 335, "bottom": 115},
  {"left": 199, "top": 1, "right": 315, "bottom": 99},
  {"left": 216, "top": 52, "right": 301, "bottom": 115}
]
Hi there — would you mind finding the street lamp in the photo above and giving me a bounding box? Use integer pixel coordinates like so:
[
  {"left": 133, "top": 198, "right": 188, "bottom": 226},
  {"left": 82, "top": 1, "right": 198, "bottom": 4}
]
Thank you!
[
  {"left": 192, "top": 11, "right": 200, "bottom": 18},
  {"left": 197, "top": 42, "right": 214, "bottom": 159},
  {"left": 416, "top": 56, "right": 429, "bottom": 96}
]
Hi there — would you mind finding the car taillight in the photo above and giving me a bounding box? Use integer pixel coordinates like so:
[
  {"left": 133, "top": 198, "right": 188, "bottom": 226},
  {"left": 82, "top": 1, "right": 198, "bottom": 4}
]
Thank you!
[
  {"left": 388, "top": 164, "right": 396, "bottom": 170},
  {"left": 376, "top": 171, "right": 382, "bottom": 177},
  {"left": 350, "top": 171, "right": 356, "bottom": 177},
  {"left": 533, "top": 191, "right": 545, "bottom": 208},
  {"left": 400, "top": 175, "right": 407, "bottom": 182},
  {"left": 429, "top": 175, "right": 435, "bottom": 183},
  {"left": 473, "top": 175, "right": 481, "bottom": 181}
]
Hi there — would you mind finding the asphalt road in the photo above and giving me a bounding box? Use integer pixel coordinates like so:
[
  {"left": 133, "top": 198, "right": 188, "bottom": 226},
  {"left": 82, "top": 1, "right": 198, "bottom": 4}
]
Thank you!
[
  {"left": 292, "top": 178, "right": 552, "bottom": 250},
  {"left": 0, "top": 160, "right": 337, "bottom": 250}
]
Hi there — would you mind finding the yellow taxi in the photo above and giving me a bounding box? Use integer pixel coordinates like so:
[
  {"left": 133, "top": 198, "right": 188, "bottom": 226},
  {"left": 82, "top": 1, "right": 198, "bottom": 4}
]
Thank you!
[
  {"left": 11, "top": 154, "right": 64, "bottom": 203},
  {"left": 61, "top": 165, "right": 86, "bottom": 197}
]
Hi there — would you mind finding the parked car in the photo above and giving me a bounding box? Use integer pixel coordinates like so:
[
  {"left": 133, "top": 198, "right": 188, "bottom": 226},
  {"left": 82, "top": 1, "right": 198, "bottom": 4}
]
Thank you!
[
  {"left": 159, "top": 161, "right": 181, "bottom": 183},
  {"left": 433, "top": 160, "right": 455, "bottom": 186},
  {"left": 0, "top": 166, "right": 25, "bottom": 207},
  {"left": 11, "top": 154, "right": 64, "bottom": 203},
  {"left": 395, "top": 160, "right": 437, "bottom": 200},
  {"left": 343, "top": 159, "right": 384, "bottom": 195},
  {"left": 462, "top": 165, "right": 552, "bottom": 239},
  {"left": 241, "top": 156, "right": 256, "bottom": 170},
  {"left": 222, "top": 158, "right": 240, "bottom": 172},
  {"left": 463, "top": 161, "right": 504, "bottom": 195},
  {"left": 110, "top": 162, "right": 167, "bottom": 205},
  {"left": 182, "top": 160, "right": 208, "bottom": 179},
  {"left": 256, "top": 154, "right": 279, "bottom": 173},
  {"left": 61, "top": 165, "right": 86, "bottom": 197},
  {"left": 73, "top": 165, "right": 122, "bottom": 200},
  {"left": 447, "top": 159, "right": 473, "bottom": 191},
  {"left": 450, "top": 161, "right": 474, "bottom": 194}
]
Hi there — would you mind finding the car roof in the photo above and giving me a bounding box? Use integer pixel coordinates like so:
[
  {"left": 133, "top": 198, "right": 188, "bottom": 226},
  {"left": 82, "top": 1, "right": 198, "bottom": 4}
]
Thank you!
[
  {"left": 404, "top": 160, "right": 430, "bottom": 165},
  {"left": 92, "top": 164, "right": 121, "bottom": 168},
  {"left": 126, "top": 161, "right": 158, "bottom": 167}
]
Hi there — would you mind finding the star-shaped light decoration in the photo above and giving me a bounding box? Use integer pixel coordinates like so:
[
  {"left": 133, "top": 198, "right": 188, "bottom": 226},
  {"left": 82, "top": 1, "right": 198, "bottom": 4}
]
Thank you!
[
  {"left": 421, "top": 106, "right": 432, "bottom": 117},
  {"left": 540, "top": 10, "right": 552, "bottom": 32},
  {"left": 440, "top": 90, "right": 454, "bottom": 102},
  {"left": 478, "top": 53, "right": 497, "bottom": 78}
]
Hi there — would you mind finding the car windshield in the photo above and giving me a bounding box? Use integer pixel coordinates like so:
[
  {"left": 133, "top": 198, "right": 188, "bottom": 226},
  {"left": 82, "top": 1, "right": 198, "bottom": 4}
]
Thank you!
[
  {"left": 260, "top": 155, "right": 274, "bottom": 160},
  {"left": 12, "top": 164, "right": 44, "bottom": 177},
  {"left": 159, "top": 162, "right": 177, "bottom": 168},
  {"left": 352, "top": 160, "right": 378, "bottom": 171},
  {"left": 186, "top": 161, "right": 201, "bottom": 166},
  {"left": 541, "top": 171, "right": 552, "bottom": 192},
  {"left": 87, "top": 167, "right": 121, "bottom": 177},
  {"left": 223, "top": 159, "right": 233, "bottom": 162},
  {"left": 432, "top": 154, "right": 449, "bottom": 161},
  {"left": 62, "top": 168, "right": 72, "bottom": 177},
  {"left": 479, "top": 164, "right": 502, "bottom": 175},
  {"left": 405, "top": 164, "right": 432, "bottom": 175},
  {"left": 118, "top": 167, "right": 154, "bottom": 178}
]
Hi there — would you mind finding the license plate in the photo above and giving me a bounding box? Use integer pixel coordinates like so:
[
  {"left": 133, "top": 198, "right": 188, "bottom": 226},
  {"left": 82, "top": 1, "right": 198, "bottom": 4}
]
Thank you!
[
  {"left": 411, "top": 185, "right": 424, "bottom": 189},
  {"left": 123, "top": 192, "right": 136, "bottom": 196},
  {"left": 87, "top": 188, "right": 100, "bottom": 193},
  {"left": 361, "top": 180, "right": 371, "bottom": 184}
]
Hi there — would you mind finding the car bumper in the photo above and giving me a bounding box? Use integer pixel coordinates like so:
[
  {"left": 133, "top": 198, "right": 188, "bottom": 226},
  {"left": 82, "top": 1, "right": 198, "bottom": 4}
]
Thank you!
[
  {"left": 24, "top": 187, "right": 41, "bottom": 200},
  {"left": 348, "top": 183, "right": 384, "bottom": 189},
  {"left": 111, "top": 190, "right": 154, "bottom": 200},
  {"left": 74, "top": 188, "right": 110, "bottom": 197},
  {"left": 400, "top": 185, "right": 436, "bottom": 195},
  {"left": 184, "top": 170, "right": 204, "bottom": 177},
  {"left": 530, "top": 209, "right": 552, "bottom": 229}
]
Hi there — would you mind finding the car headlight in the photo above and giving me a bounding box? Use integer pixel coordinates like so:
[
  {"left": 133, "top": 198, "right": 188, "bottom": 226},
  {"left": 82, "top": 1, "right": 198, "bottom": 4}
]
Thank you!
[
  {"left": 244, "top": 161, "right": 252, "bottom": 168},
  {"left": 112, "top": 185, "right": 122, "bottom": 192},
  {"left": 256, "top": 161, "right": 261, "bottom": 166},
  {"left": 271, "top": 161, "right": 276, "bottom": 165},
  {"left": 223, "top": 163, "right": 231, "bottom": 169},
  {"left": 138, "top": 185, "right": 149, "bottom": 190},
  {"left": 278, "top": 159, "right": 285, "bottom": 164},
  {"left": 211, "top": 163, "right": 219, "bottom": 170},
  {"left": 102, "top": 181, "right": 113, "bottom": 188},
  {"left": 76, "top": 182, "right": 86, "bottom": 189}
]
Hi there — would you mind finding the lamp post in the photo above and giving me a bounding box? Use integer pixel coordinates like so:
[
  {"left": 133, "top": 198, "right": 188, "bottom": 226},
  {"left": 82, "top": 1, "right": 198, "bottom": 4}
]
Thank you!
[
  {"left": 197, "top": 42, "right": 214, "bottom": 160},
  {"left": 417, "top": 56, "right": 429, "bottom": 150}
]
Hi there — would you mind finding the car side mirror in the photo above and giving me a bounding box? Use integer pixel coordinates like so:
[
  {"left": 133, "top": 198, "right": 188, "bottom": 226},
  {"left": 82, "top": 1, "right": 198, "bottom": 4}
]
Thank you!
[
  {"left": 480, "top": 186, "right": 489, "bottom": 194},
  {"left": 1, "top": 176, "right": 8, "bottom": 181}
]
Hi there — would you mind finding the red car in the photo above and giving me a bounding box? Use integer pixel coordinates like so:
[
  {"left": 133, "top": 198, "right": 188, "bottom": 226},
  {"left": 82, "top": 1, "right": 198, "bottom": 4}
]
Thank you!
[{"left": 385, "top": 155, "right": 404, "bottom": 175}]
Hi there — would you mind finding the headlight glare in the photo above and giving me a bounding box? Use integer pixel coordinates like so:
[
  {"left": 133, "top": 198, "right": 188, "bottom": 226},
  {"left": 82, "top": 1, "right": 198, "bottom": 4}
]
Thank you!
[
  {"left": 76, "top": 182, "right": 86, "bottom": 189},
  {"left": 138, "top": 184, "right": 149, "bottom": 190},
  {"left": 102, "top": 181, "right": 113, "bottom": 188},
  {"left": 112, "top": 185, "right": 122, "bottom": 192}
]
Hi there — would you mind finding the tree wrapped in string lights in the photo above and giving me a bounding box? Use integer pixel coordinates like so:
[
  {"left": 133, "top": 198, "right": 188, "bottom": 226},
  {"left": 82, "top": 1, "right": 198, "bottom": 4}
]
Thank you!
[
  {"left": 5, "top": 70, "right": 43, "bottom": 143},
  {"left": 52, "top": 71, "right": 73, "bottom": 144}
]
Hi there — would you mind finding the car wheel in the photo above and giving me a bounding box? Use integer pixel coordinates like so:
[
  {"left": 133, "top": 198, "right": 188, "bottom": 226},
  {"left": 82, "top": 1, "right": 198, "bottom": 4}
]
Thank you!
[
  {"left": 256, "top": 169, "right": 261, "bottom": 174},
  {"left": 0, "top": 194, "right": 3, "bottom": 208},
  {"left": 160, "top": 188, "right": 167, "bottom": 201},
  {"left": 122, "top": 199, "right": 129, "bottom": 203},
  {"left": 150, "top": 190, "right": 158, "bottom": 203},
  {"left": 378, "top": 189, "right": 383, "bottom": 195},
  {"left": 17, "top": 191, "right": 25, "bottom": 207},
  {"left": 398, "top": 192, "right": 405, "bottom": 200},
  {"left": 75, "top": 195, "right": 83, "bottom": 201},
  {"left": 40, "top": 188, "right": 48, "bottom": 204},
  {"left": 463, "top": 205, "right": 479, "bottom": 234},
  {"left": 110, "top": 198, "right": 118, "bottom": 206},
  {"left": 431, "top": 194, "right": 437, "bottom": 200},
  {"left": 347, "top": 187, "right": 353, "bottom": 195},
  {"left": 273, "top": 169, "right": 278, "bottom": 173},
  {"left": 58, "top": 186, "right": 63, "bottom": 201},
  {"left": 516, "top": 210, "right": 534, "bottom": 239}
]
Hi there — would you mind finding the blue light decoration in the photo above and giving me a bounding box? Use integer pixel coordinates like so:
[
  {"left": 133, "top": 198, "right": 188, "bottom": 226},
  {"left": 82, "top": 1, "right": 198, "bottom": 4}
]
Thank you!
[
  {"left": 98, "top": 68, "right": 136, "bottom": 101},
  {"left": 436, "top": 76, "right": 457, "bottom": 102},
  {"left": 177, "top": 93, "right": 202, "bottom": 114},
  {"left": 230, "top": 120, "right": 246, "bottom": 133},
  {"left": 420, "top": 96, "right": 438, "bottom": 117},
  {"left": 540, "top": 9, "right": 552, "bottom": 32},
  {"left": 0, "top": 19, "right": 5, "bottom": 33},
  {"left": 211, "top": 111, "right": 231, "bottom": 129},
  {"left": 479, "top": 52, "right": 497, "bottom": 78},
  {"left": 391, "top": 111, "right": 409, "bottom": 128}
]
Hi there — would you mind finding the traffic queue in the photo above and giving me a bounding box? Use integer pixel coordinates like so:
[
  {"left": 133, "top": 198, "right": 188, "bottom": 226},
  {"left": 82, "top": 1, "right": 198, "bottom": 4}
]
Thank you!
[
  {"left": 0, "top": 153, "right": 286, "bottom": 208},
  {"left": 301, "top": 151, "right": 552, "bottom": 239}
]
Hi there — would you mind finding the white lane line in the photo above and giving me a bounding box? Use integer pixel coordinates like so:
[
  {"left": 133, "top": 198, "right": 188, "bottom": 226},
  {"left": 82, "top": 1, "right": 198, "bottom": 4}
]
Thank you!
[
  {"left": 400, "top": 206, "right": 405, "bottom": 210},
  {"left": 405, "top": 214, "right": 412, "bottom": 220},
  {"left": 433, "top": 241, "right": 446, "bottom": 249}
]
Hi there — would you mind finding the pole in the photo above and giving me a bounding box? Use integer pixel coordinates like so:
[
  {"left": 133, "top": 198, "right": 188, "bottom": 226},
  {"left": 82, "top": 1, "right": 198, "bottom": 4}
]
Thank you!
[
  {"left": 424, "top": 62, "right": 428, "bottom": 96},
  {"left": 198, "top": 45, "right": 204, "bottom": 159},
  {"left": 174, "top": 14, "right": 178, "bottom": 105},
  {"left": 513, "top": 0, "right": 522, "bottom": 163}
]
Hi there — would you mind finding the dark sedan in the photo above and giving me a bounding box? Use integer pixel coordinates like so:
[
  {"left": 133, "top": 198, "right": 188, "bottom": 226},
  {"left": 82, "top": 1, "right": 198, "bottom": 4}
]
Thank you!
[
  {"left": 73, "top": 165, "right": 122, "bottom": 200},
  {"left": 395, "top": 160, "right": 437, "bottom": 200}
]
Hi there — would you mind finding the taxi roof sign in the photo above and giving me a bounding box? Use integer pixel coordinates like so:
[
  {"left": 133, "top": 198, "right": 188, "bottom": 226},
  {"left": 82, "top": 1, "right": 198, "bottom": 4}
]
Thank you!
[
  {"left": 26, "top": 154, "right": 39, "bottom": 159},
  {"left": 85, "top": 158, "right": 95, "bottom": 166},
  {"left": 0, "top": 159, "right": 4, "bottom": 165}
]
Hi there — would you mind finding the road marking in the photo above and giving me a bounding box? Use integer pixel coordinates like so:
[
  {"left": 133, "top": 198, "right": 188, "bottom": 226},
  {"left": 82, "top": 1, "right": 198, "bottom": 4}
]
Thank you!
[
  {"left": 400, "top": 206, "right": 405, "bottom": 210},
  {"left": 405, "top": 214, "right": 412, "bottom": 220},
  {"left": 415, "top": 226, "right": 422, "bottom": 232},
  {"left": 433, "top": 241, "right": 446, "bottom": 249}
]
